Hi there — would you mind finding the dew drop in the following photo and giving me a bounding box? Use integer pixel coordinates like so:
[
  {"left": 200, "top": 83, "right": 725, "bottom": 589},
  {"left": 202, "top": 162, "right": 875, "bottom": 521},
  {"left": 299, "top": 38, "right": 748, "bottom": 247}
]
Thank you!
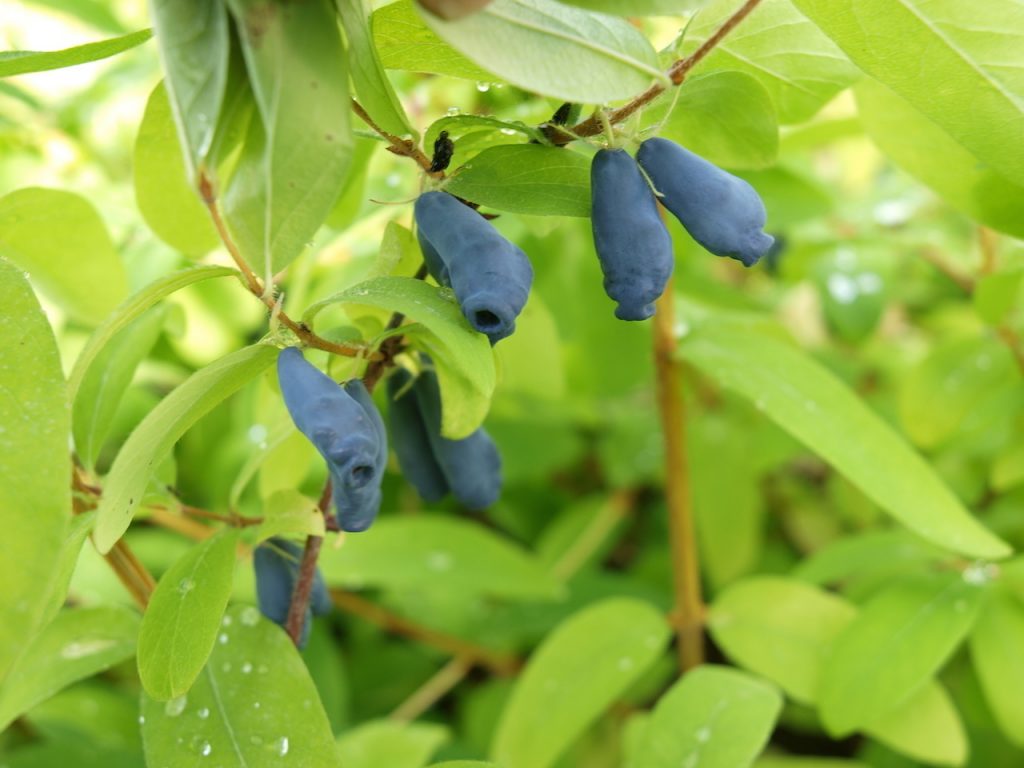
[
  {"left": 178, "top": 577, "right": 196, "bottom": 595},
  {"left": 696, "top": 726, "right": 711, "bottom": 743},
  {"left": 61, "top": 638, "right": 116, "bottom": 659},
  {"left": 475, "top": 81, "right": 491, "bottom": 92},
  {"left": 164, "top": 695, "right": 187, "bottom": 717},
  {"left": 218, "top": 633, "right": 229, "bottom": 645},
  {"left": 445, "top": 106, "right": 460, "bottom": 116},
  {"left": 253, "top": 701, "right": 261, "bottom": 709},
  {"left": 138, "top": 715, "right": 146, "bottom": 725},
  {"left": 199, "top": 741, "right": 212, "bottom": 757},
  {"left": 241, "top": 662, "right": 253, "bottom": 674},
  {"left": 499, "top": 127, "right": 517, "bottom": 136},
  {"left": 274, "top": 736, "right": 290, "bottom": 756},
  {"left": 197, "top": 707, "right": 210, "bottom": 720},
  {"left": 222, "top": 615, "right": 233, "bottom": 627},
  {"left": 240, "top": 607, "right": 261, "bottom": 626}
]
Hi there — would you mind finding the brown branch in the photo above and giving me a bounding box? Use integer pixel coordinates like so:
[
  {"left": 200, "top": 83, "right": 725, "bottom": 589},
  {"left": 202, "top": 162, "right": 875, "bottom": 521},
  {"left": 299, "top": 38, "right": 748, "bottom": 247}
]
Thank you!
[
  {"left": 653, "top": 279, "right": 704, "bottom": 671},
  {"left": 551, "top": 489, "right": 634, "bottom": 581},
  {"left": 106, "top": 540, "right": 156, "bottom": 610},
  {"left": 556, "top": 0, "right": 764, "bottom": 145},
  {"left": 284, "top": 534, "right": 324, "bottom": 645},
  {"left": 351, "top": 99, "right": 441, "bottom": 178}
]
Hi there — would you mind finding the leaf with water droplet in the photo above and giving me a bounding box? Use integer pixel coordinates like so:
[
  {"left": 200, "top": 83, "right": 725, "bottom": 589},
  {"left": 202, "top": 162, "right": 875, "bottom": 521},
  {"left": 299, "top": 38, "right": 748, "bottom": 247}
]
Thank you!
[
  {"left": 0, "top": 606, "right": 139, "bottom": 730},
  {"left": 142, "top": 604, "right": 336, "bottom": 767},
  {"left": 138, "top": 528, "right": 240, "bottom": 701}
]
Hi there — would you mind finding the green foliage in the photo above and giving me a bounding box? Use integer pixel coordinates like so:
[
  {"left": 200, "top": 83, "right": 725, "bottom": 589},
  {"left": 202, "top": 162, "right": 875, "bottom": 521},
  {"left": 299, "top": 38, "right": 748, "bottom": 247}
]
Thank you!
[{"left": 0, "top": 28, "right": 151, "bottom": 77}]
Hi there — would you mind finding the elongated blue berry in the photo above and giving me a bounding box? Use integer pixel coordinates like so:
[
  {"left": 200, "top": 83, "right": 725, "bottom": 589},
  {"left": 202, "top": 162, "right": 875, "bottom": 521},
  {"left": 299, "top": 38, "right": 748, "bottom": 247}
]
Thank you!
[
  {"left": 414, "top": 191, "right": 533, "bottom": 344},
  {"left": 276, "top": 347, "right": 386, "bottom": 532},
  {"left": 590, "top": 148, "right": 674, "bottom": 321},
  {"left": 636, "top": 138, "right": 773, "bottom": 267},
  {"left": 253, "top": 538, "right": 332, "bottom": 648},
  {"left": 387, "top": 368, "right": 449, "bottom": 503}
]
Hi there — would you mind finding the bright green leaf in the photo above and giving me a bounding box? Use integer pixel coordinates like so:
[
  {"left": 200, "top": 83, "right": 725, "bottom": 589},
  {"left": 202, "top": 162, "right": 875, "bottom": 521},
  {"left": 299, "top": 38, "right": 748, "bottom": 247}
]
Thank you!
[
  {"left": 39, "top": 512, "right": 96, "bottom": 628},
  {"left": 444, "top": 145, "right": 591, "bottom": 217},
  {"left": 255, "top": 490, "right": 326, "bottom": 542},
  {"left": 492, "top": 598, "right": 670, "bottom": 768},
  {"left": 969, "top": 586, "right": 1024, "bottom": 748},
  {"left": 141, "top": 604, "right": 336, "bottom": 767},
  {"left": 417, "top": 0, "right": 667, "bottom": 103},
  {"left": 864, "top": 682, "right": 967, "bottom": 767},
  {"left": 94, "top": 344, "right": 278, "bottom": 553},
  {"left": 975, "top": 269, "right": 1024, "bottom": 326},
  {"left": 306, "top": 276, "right": 495, "bottom": 439},
  {"left": 138, "top": 529, "right": 240, "bottom": 701},
  {"left": 0, "top": 188, "right": 128, "bottom": 325},
  {"left": 791, "top": 0, "right": 1024, "bottom": 186},
  {"left": 636, "top": 665, "right": 782, "bottom": 768},
  {"left": 819, "top": 572, "right": 983, "bottom": 736},
  {"left": 0, "top": 606, "right": 139, "bottom": 731},
  {"left": 557, "top": 0, "right": 708, "bottom": 14},
  {"left": 793, "top": 530, "right": 944, "bottom": 586},
  {"left": 336, "top": 720, "right": 449, "bottom": 768},
  {"left": 318, "top": 516, "right": 563, "bottom": 601},
  {"left": 677, "top": 318, "right": 1011, "bottom": 559},
  {"left": 0, "top": 260, "right": 70, "bottom": 685},
  {"left": 0, "top": 29, "right": 151, "bottom": 77}
]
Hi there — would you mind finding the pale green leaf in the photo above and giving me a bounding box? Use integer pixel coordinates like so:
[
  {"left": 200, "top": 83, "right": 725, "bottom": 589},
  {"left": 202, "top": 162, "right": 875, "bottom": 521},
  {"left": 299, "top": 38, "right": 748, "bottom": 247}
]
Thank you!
[
  {"left": 793, "top": 530, "right": 944, "bottom": 586},
  {"left": 305, "top": 276, "right": 495, "bottom": 439},
  {"left": 969, "top": 586, "right": 1024, "bottom": 748},
  {"left": 318, "top": 516, "right": 562, "bottom": 600},
  {"left": 558, "top": 0, "right": 708, "bottom": 14},
  {"left": 855, "top": 78, "right": 1024, "bottom": 240},
  {"left": 0, "top": 28, "right": 151, "bottom": 77},
  {"left": 133, "top": 82, "right": 220, "bottom": 255},
  {"left": 224, "top": 0, "right": 354, "bottom": 276},
  {"left": 864, "top": 682, "right": 967, "bottom": 767},
  {"left": 138, "top": 529, "right": 240, "bottom": 701},
  {"left": 676, "top": 318, "right": 1011, "bottom": 559},
  {"left": 492, "top": 598, "right": 670, "bottom": 768},
  {"left": 791, "top": 0, "right": 1024, "bottom": 186},
  {"left": 336, "top": 720, "right": 449, "bottom": 768},
  {"left": 819, "top": 572, "right": 983, "bottom": 736},
  {"left": 372, "top": 0, "right": 493, "bottom": 81},
  {"left": 683, "top": 0, "right": 859, "bottom": 124},
  {"left": 68, "top": 265, "right": 236, "bottom": 400},
  {"left": 255, "top": 490, "right": 325, "bottom": 542},
  {"left": 72, "top": 306, "right": 166, "bottom": 470},
  {"left": 0, "top": 606, "right": 139, "bottom": 731},
  {"left": 148, "top": 0, "right": 229, "bottom": 177},
  {"left": 444, "top": 144, "right": 591, "bottom": 217},
  {"left": 0, "top": 188, "right": 128, "bottom": 325},
  {"left": 0, "top": 260, "right": 70, "bottom": 684},
  {"left": 94, "top": 344, "right": 278, "bottom": 553},
  {"left": 39, "top": 512, "right": 96, "bottom": 628},
  {"left": 141, "top": 604, "right": 336, "bottom": 767},
  {"left": 418, "top": 0, "right": 667, "bottom": 102},
  {"left": 338, "top": 0, "right": 415, "bottom": 138},
  {"left": 636, "top": 666, "right": 782, "bottom": 768}
]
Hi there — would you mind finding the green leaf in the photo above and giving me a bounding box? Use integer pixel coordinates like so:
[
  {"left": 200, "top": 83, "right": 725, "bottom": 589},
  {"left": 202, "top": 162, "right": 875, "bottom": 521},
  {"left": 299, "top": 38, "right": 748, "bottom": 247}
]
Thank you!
[
  {"left": 224, "top": 0, "right": 354, "bottom": 277},
  {"left": 68, "top": 265, "right": 236, "bottom": 401},
  {"left": 709, "top": 576, "right": 856, "bottom": 704},
  {"left": 791, "top": 0, "right": 1024, "bottom": 187},
  {"left": 793, "top": 530, "right": 944, "bottom": 586},
  {"left": 755, "top": 760, "right": 868, "bottom": 768},
  {"left": 338, "top": 0, "right": 415, "bottom": 138},
  {"left": 428, "top": 764, "right": 499, "bottom": 768},
  {"left": 855, "top": 78, "right": 1024, "bottom": 240},
  {"left": 141, "top": 604, "right": 336, "bottom": 767},
  {"left": 676, "top": 318, "right": 1011, "bottom": 559},
  {"left": 974, "top": 269, "right": 1024, "bottom": 326},
  {"left": 0, "top": 606, "right": 139, "bottom": 730},
  {"left": 898, "top": 337, "right": 1017, "bottom": 449},
  {"left": 138, "top": 529, "right": 240, "bottom": 701},
  {"left": 557, "top": 0, "right": 708, "bottom": 14},
  {"left": 819, "top": 572, "right": 983, "bottom": 736},
  {"left": 305, "top": 276, "right": 496, "bottom": 439},
  {"left": 93, "top": 344, "right": 278, "bottom": 554},
  {"left": 0, "top": 188, "right": 128, "bottom": 325},
  {"left": 417, "top": 0, "right": 667, "bottom": 102},
  {"left": 969, "top": 586, "right": 1024, "bottom": 748},
  {"left": 0, "top": 260, "right": 70, "bottom": 685},
  {"left": 735, "top": 166, "right": 833, "bottom": 228},
  {"left": 372, "top": 0, "right": 494, "bottom": 81},
  {"left": 682, "top": 0, "right": 859, "bottom": 124},
  {"left": 336, "top": 720, "right": 449, "bottom": 768},
  {"left": 148, "top": 0, "right": 229, "bottom": 178},
  {"left": 636, "top": 666, "right": 782, "bottom": 768},
  {"left": 255, "top": 490, "right": 326, "bottom": 542},
  {"left": 652, "top": 71, "right": 779, "bottom": 170},
  {"left": 864, "top": 682, "right": 967, "bottom": 767},
  {"left": 133, "top": 83, "right": 220, "bottom": 255},
  {"left": 39, "top": 512, "right": 96, "bottom": 628},
  {"left": 0, "top": 28, "right": 151, "bottom": 77},
  {"left": 492, "top": 598, "right": 670, "bottom": 768},
  {"left": 72, "top": 306, "right": 166, "bottom": 471},
  {"left": 444, "top": 145, "right": 591, "bottom": 217},
  {"left": 318, "top": 516, "right": 562, "bottom": 601}
]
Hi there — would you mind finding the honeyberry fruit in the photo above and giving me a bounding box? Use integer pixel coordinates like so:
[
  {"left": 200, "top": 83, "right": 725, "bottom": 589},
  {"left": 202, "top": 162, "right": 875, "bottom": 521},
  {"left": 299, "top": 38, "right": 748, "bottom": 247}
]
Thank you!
[
  {"left": 414, "top": 190, "right": 533, "bottom": 344},
  {"left": 276, "top": 347, "right": 386, "bottom": 532},
  {"left": 253, "top": 537, "right": 332, "bottom": 648},
  {"left": 636, "top": 137, "right": 774, "bottom": 267},
  {"left": 590, "top": 147, "right": 674, "bottom": 321}
]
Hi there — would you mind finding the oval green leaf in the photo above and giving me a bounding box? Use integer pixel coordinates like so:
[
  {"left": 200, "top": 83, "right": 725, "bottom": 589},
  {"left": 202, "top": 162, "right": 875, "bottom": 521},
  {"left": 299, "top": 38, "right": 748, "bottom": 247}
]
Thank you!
[
  {"left": 968, "top": 586, "right": 1024, "bottom": 748},
  {"left": 336, "top": 720, "right": 449, "bottom": 768},
  {"left": 0, "top": 28, "right": 151, "bottom": 77}
]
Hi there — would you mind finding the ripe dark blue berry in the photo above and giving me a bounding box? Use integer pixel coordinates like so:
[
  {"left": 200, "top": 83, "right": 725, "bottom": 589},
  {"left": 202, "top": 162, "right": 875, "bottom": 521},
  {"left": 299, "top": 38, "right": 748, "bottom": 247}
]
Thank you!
[
  {"left": 590, "top": 148, "right": 675, "bottom": 321},
  {"left": 253, "top": 538, "right": 332, "bottom": 648},
  {"left": 276, "top": 347, "right": 386, "bottom": 532},
  {"left": 414, "top": 191, "right": 533, "bottom": 344},
  {"left": 387, "top": 363, "right": 501, "bottom": 509},
  {"left": 636, "top": 138, "right": 774, "bottom": 267}
]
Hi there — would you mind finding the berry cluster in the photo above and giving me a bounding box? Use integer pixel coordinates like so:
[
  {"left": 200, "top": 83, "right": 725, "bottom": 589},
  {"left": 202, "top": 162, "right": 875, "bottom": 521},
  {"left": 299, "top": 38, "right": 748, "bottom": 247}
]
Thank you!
[{"left": 258, "top": 136, "right": 772, "bottom": 637}]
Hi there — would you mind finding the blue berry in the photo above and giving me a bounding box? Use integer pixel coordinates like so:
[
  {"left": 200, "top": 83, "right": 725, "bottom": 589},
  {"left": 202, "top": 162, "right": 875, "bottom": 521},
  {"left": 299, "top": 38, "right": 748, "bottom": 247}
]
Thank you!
[{"left": 253, "top": 537, "right": 332, "bottom": 648}]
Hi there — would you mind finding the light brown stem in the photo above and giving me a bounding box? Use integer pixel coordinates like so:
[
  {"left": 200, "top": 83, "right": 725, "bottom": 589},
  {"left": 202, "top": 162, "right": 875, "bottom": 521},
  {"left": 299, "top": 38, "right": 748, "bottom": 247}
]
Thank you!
[
  {"left": 389, "top": 656, "right": 473, "bottom": 722},
  {"left": 652, "top": 280, "right": 704, "bottom": 671},
  {"left": 351, "top": 99, "right": 440, "bottom": 177}
]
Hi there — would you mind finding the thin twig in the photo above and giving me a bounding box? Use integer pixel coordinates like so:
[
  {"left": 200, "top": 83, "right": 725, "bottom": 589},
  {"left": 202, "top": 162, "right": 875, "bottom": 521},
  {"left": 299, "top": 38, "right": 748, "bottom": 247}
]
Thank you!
[
  {"left": 106, "top": 540, "right": 156, "bottom": 609},
  {"left": 550, "top": 490, "right": 634, "bottom": 581},
  {"left": 555, "top": 0, "right": 764, "bottom": 145},
  {"left": 389, "top": 655, "right": 474, "bottom": 722},
  {"left": 284, "top": 534, "right": 324, "bottom": 645},
  {"left": 652, "top": 279, "right": 704, "bottom": 671},
  {"left": 351, "top": 99, "right": 440, "bottom": 178}
]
